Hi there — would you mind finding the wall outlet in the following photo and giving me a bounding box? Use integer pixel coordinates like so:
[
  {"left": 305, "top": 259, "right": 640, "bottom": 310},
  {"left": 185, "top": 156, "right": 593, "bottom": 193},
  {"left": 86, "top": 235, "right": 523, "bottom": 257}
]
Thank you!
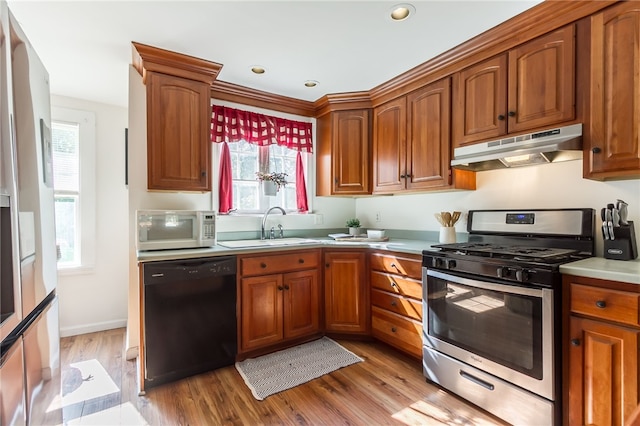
[
  {"left": 375, "top": 212, "right": 381, "bottom": 222},
  {"left": 314, "top": 214, "right": 323, "bottom": 225}
]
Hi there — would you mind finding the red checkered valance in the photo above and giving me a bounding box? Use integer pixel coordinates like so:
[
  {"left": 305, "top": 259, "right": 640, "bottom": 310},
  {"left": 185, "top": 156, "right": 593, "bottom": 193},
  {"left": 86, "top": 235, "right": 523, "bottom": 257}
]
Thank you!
[{"left": 210, "top": 105, "right": 313, "bottom": 153}]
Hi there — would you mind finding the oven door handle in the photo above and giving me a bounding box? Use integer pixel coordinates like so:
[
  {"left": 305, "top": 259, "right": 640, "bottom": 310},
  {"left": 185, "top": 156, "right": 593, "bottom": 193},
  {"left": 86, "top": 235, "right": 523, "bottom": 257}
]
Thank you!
[
  {"left": 426, "top": 268, "right": 545, "bottom": 298},
  {"left": 459, "top": 370, "right": 495, "bottom": 391}
]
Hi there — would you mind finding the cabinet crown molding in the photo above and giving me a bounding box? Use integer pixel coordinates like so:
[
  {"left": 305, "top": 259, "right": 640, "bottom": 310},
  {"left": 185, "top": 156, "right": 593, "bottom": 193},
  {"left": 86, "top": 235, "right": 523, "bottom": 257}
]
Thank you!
[
  {"left": 314, "top": 92, "right": 373, "bottom": 117},
  {"left": 132, "top": 41, "right": 223, "bottom": 84}
]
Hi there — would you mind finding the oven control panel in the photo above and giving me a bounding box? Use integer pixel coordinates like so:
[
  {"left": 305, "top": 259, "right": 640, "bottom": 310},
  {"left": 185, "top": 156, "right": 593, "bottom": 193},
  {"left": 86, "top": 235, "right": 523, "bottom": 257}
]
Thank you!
[{"left": 506, "top": 213, "right": 535, "bottom": 225}]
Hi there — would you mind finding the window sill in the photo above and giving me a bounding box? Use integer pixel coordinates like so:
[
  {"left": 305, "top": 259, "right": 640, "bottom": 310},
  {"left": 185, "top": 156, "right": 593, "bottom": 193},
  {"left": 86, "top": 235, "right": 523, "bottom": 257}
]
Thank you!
[{"left": 57, "top": 265, "right": 96, "bottom": 276}]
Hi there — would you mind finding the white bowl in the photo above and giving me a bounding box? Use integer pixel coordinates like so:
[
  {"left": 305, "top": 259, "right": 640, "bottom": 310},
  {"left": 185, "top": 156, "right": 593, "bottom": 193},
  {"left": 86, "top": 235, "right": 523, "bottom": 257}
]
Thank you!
[{"left": 367, "top": 229, "right": 385, "bottom": 238}]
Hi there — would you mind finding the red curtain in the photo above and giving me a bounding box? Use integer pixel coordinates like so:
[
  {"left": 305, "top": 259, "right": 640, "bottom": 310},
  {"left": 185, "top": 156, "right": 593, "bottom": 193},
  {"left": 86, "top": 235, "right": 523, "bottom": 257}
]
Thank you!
[
  {"left": 296, "top": 152, "right": 309, "bottom": 213},
  {"left": 218, "top": 142, "right": 233, "bottom": 213},
  {"left": 211, "top": 105, "right": 312, "bottom": 213},
  {"left": 210, "top": 105, "right": 313, "bottom": 153}
]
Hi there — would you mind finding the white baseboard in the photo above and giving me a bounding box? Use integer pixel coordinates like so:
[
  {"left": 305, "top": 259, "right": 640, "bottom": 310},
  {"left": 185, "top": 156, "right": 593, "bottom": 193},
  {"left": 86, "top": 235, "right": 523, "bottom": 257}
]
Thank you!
[{"left": 60, "top": 319, "right": 127, "bottom": 338}]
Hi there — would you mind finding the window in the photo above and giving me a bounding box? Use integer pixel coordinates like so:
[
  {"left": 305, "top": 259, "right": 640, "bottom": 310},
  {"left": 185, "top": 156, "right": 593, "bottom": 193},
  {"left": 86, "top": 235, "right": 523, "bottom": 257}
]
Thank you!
[
  {"left": 228, "top": 140, "right": 301, "bottom": 213},
  {"left": 51, "top": 107, "right": 96, "bottom": 271}
]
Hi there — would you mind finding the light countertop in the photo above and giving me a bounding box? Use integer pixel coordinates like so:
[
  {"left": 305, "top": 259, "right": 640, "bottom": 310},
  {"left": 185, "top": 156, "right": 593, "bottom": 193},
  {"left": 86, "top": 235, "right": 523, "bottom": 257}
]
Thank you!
[
  {"left": 560, "top": 257, "right": 640, "bottom": 285},
  {"left": 137, "top": 238, "right": 441, "bottom": 263}
]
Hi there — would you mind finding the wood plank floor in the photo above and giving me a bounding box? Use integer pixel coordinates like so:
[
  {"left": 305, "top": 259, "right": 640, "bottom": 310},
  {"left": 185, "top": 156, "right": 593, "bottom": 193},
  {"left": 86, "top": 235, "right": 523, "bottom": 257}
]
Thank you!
[{"left": 60, "top": 328, "right": 508, "bottom": 425}]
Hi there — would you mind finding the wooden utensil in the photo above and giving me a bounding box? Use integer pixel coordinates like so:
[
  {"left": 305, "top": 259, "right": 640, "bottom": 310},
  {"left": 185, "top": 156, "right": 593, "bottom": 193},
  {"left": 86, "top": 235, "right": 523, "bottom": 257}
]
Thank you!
[{"left": 443, "top": 212, "right": 452, "bottom": 227}]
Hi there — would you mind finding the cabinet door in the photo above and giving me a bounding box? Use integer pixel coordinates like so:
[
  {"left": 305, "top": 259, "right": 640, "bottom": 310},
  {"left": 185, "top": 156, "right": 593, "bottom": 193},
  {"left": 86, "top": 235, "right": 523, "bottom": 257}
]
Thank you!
[
  {"left": 283, "top": 269, "right": 320, "bottom": 339},
  {"left": 373, "top": 97, "right": 407, "bottom": 193},
  {"left": 507, "top": 25, "right": 575, "bottom": 134},
  {"left": 324, "top": 251, "right": 368, "bottom": 333},
  {"left": 568, "top": 316, "right": 639, "bottom": 426},
  {"left": 452, "top": 54, "right": 508, "bottom": 147},
  {"left": 587, "top": 3, "right": 640, "bottom": 179},
  {"left": 333, "top": 110, "right": 371, "bottom": 194},
  {"left": 406, "top": 78, "right": 451, "bottom": 190},
  {"left": 146, "top": 71, "right": 211, "bottom": 191},
  {"left": 240, "top": 275, "right": 283, "bottom": 351}
]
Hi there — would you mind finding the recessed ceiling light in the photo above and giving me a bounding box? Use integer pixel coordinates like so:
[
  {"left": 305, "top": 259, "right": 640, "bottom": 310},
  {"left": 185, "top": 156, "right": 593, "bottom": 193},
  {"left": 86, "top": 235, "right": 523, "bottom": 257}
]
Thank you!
[
  {"left": 251, "top": 65, "right": 266, "bottom": 74},
  {"left": 389, "top": 4, "right": 415, "bottom": 21},
  {"left": 304, "top": 80, "right": 319, "bottom": 88}
]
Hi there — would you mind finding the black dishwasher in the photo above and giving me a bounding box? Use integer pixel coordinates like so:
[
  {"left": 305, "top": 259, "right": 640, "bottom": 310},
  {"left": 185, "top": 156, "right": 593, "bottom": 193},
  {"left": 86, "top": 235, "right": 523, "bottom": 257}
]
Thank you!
[{"left": 143, "top": 256, "right": 237, "bottom": 389}]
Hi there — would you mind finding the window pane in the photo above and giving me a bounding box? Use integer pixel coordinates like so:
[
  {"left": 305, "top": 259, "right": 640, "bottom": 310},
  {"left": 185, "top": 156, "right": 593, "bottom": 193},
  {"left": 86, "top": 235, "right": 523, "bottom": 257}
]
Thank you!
[
  {"left": 234, "top": 182, "right": 259, "bottom": 211},
  {"left": 51, "top": 121, "right": 79, "bottom": 192},
  {"left": 54, "top": 195, "right": 79, "bottom": 266}
]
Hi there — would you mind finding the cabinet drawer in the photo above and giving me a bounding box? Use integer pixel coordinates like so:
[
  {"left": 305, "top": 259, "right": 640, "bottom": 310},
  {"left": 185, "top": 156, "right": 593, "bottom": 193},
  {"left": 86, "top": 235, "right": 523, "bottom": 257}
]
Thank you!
[
  {"left": 571, "top": 283, "right": 640, "bottom": 327},
  {"left": 370, "top": 271, "right": 422, "bottom": 300},
  {"left": 370, "top": 252, "right": 422, "bottom": 280},
  {"left": 241, "top": 250, "right": 319, "bottom": 276},
  {"left": 371, "top": 289, "right": 422, "bottom": 321},
  {"left": 372, "top": 307, "right": 422, "bottom": 358}
]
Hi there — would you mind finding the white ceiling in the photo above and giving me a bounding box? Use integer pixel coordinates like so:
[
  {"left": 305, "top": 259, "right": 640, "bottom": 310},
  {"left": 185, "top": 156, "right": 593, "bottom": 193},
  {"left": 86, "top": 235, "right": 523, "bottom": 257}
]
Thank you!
[{"left": 7, "top": 0, "right": 542, "bottom": 109}]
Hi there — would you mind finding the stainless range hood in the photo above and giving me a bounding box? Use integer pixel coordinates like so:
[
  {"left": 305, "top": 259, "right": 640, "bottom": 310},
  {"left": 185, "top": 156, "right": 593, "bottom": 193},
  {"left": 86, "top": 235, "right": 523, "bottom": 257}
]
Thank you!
[{"left": 451, "top": 123, "right": 582, "bottom": 171}]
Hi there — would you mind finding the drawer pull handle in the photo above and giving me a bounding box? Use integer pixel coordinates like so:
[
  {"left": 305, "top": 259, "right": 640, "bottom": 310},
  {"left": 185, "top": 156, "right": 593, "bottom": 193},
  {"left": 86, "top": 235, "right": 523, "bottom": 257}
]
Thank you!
[
  {"left": 571, "top": 338, "right": 581, "bottom": 347},
  {"left": 298, "top": 259, "right": 304, "bottom": 264},
  {"left": 391, "top": 327, "right": 397, "bottom": 333},
  {"left": 595, "top": 300, "right": 606, "bottom": 309},
  {"left": 390, "top": 301, "right": 397, "bottom": 307},
  {"left": 260, "top": 263, "right": 267, "bottom": 268}
]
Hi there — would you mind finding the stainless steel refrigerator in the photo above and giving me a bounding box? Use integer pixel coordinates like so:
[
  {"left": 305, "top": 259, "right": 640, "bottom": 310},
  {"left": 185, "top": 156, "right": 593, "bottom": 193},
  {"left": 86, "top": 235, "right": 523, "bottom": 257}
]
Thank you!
[{"left": 0, "top": 1, "right": 61, "bottom": 424}]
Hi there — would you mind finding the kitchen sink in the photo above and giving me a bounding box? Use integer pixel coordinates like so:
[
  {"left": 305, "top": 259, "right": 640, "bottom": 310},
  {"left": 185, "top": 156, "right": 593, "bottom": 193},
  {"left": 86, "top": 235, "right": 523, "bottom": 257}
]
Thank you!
[{"left": 217, "top": 237, "right": 319, "bottom": 249}]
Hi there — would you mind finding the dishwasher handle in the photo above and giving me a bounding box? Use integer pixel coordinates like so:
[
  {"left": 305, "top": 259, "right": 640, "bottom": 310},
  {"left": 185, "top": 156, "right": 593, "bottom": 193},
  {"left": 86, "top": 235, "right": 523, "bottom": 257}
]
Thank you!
[{"left": 143, "top": 256, "right": 237, "bottom": 285}]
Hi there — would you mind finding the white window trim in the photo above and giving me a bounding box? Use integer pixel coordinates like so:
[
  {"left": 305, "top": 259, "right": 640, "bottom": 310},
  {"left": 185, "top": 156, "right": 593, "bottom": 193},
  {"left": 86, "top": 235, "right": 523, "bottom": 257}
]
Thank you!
[
  {"left": 211, "top": 142, "right": 314, "bottom": 215},
  {"left": 52, "top": 106, "right": 96, "bottom": 273}
]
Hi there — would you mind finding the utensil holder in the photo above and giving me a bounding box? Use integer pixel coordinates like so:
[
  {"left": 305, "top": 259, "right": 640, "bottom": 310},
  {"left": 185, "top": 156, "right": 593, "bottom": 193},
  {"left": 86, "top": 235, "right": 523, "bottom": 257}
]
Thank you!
[
  {"left": 604, "top": 221, "right": 638, "bottom": 260},
  {"left": 439, "top": 227, "right": 456, "bottom": 244}
]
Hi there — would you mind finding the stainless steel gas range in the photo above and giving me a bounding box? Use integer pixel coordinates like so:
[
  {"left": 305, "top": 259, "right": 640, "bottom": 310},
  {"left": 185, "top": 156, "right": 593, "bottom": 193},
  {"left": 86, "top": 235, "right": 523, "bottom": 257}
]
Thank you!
[{"left": 422, "top": 209, "right": 595, "bottom": 426}]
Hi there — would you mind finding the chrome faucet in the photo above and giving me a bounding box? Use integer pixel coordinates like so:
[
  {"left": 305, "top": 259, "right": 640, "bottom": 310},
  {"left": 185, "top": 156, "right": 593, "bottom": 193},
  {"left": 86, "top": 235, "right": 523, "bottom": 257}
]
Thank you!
[{"left": 261, "top": 206, "right": 286, "bottom": 239}]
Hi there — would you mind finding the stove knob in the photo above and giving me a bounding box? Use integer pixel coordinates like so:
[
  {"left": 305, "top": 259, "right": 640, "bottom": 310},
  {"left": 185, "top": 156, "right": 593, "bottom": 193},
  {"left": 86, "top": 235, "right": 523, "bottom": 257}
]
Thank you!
[
  {"left": 515, "top": 269, "right": 530, "bottom": 282},
  {"left": 497, "top": 267, "right": 504, "bottom": 278},
  {"left": 431, "top": 257, "right": 444, "bottom": 268},
  {"left": 446, "top": 259, "right": 456, "bottom": 269}
]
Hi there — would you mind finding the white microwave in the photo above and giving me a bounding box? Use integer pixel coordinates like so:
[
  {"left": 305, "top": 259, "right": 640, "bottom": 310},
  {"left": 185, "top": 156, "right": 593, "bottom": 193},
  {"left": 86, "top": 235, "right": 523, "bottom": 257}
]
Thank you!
[{"left": 136, "top": 210, "right": 216, "bottom": 251}]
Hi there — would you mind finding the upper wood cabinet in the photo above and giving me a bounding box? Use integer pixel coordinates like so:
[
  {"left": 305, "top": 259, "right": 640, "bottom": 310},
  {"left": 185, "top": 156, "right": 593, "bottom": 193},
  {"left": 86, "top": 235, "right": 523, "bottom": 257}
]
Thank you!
[
  {"left": 373, "top": 78, "right": 475, "bottom": 194},
  {"left": 132, "top": 42, "right": 222, "bottom": 192},
  {"left": 316, "top": 109, "right": 371, "bottom": 195},
  {"left": 585, "top": 2, "right": 640, "bottom": 180},
  {"left": 453, "top": 25, "right": 576, "bottom": 148},
  {"left": 146, "top": 72, "right": 212, "bottom": 191}
]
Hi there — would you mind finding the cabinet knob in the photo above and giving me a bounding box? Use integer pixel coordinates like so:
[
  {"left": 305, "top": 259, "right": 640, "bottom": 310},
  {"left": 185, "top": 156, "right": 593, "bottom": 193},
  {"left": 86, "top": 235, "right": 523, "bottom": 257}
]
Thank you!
[
  {"left": 260, "top": 263, "right": 267, "bottom": 268},
  {"left": 201, "top": 171, "right": 207, "bottom": 177},
  {"left": 400, "top": 174, "right": 406, "bottom": 178},
  {"left": 595, "top": 300, "right": 606, "bottom": 308},
  {"left": 390, "top": 281, "right": 398, "bottom": 288},
  {"left": 498, "top": 114, "right": 505, "bottom": 121},
  {"left": 391, "top": 327, "right": 397, "bottom": 333},
  {"left": 592, "top": 147, "right": 602, "bottom": 154},
  {"left": 284, "top": 285, "right": 290, "bottom": 290},
  {"left": 298, "top": 259, "right": 304, "bottom": 264},
  {"left": 325, "top": 263, "right": 330, "bottom": 268},
  {"left": 277, "top": 285, "right": 284, "bottom": 291},
  {"left": 334, "top": 178, "right": 338, "bottom": 183},
  {"left": 390, "top": 300, "right": 397, "bottom": 307},
  {"left": 508, "top": 111, "right": 516, "bottom": 117},
  {"left": 570, "top": 338, "right": 581, "bottom": 347}
]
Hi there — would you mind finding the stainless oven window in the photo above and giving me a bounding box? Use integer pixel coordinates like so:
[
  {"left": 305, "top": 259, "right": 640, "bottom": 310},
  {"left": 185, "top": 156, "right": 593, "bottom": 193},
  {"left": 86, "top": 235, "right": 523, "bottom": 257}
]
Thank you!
[{"left": 426, "top": 272, "right": 543, "bottom": 379}]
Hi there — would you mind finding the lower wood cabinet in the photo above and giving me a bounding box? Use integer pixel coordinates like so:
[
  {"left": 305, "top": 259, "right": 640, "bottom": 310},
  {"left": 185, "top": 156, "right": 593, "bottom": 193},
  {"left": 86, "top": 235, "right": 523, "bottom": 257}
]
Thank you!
[
  {"left": 238, "top": 249, "right": 321, "bottom": 355},
  {"left": 564, "top": 274, "right": 640, "bottom": 425},
  {"left": 369, "top": 251, "right": 423, "bottom": 358},
  {"left": 323, "top": 250, "right": 368, "bottom": 334}
]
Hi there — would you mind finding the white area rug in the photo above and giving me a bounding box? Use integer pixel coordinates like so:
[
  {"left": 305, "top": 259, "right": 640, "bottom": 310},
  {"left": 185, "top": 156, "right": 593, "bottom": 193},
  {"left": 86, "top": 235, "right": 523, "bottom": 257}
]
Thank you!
[{"left": 235, "top": 337, "right": 364, "bottom": 400}]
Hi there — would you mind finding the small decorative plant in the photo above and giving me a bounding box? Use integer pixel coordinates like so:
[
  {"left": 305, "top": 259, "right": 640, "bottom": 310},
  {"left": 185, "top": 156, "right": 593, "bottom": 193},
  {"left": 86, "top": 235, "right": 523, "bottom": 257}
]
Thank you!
[
  {"left": 255, "top": 171, "right": 288, "bottom": 191},
  {"left": 346, "top": 218, "right": 361, "bottom": 228}
]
